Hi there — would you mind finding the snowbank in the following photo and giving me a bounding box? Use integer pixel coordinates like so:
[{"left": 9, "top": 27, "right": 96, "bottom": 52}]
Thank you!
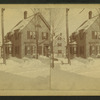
[
  {"left": 59, "top": 57, "right": 100, "bottom": 78},
  {"left": 0, "top": 57, "right": 50, "bottom": 79}
]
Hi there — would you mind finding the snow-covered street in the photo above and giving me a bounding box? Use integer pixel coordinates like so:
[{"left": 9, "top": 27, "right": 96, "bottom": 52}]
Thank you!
[
  {"left": 57, "top": 57, "right": 100, "bottom": 78},
  {"left": 51, "top": 57, "right": 100, "bottom": 90},
  {"left": 0, "top": 56, "right": 100, "bottom": 90},
  {"left": 0, "top": 56, "right": 50, "bottom": 89}
]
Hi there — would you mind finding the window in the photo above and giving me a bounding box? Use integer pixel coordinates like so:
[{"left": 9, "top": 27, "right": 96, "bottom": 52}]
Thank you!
[
  {"left": 57, "top": 37, "right": 62, "bottom": 40},
  {"left": 30, "top": 32, "right": 33, "bottom": 39},
  {"left": 42, "top": 32, "right": 48, "bottom": 40},
  {"left": 58, "top": 50, "right": 62, "bottom": 53},
  {"left": 92, "top": 31, "right": 98, "bottom": 39},
  {"left": 57, "top": 43, "right": 62, "bottom": 46},
  {"left": 33, "top": 32, "right": 36, "bottom": 39},
  {"left": 27, "top": 31, "right": 35, "bottom": 39},
  {"left": 97, "top": 32, "right": 100, "bottom": 39}
]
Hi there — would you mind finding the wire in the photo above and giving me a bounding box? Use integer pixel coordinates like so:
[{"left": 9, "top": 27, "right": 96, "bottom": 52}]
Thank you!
[{"left": 79, "top": 8, "right": 85, "bottom": 14}]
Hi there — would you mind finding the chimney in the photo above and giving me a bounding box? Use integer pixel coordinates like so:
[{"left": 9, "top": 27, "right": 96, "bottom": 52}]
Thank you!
[
  {"left": 24, "top": 11, "right": 27, "bottom": 19},
  {"left": 89, "top": 11, "right": 92, "bottom": 19}
]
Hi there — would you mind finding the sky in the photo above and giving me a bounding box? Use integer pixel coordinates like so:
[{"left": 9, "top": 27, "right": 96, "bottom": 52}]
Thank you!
[{"left": 0, "top": 8, "right": 99, "bottom": 43}]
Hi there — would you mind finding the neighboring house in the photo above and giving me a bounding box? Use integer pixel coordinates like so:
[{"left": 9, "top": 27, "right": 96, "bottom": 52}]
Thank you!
[
  {"left": 5, "top": 11, "right": 50, "bottom": 58},
  {"left": 70, "top": 11, "right": 100, "bottom": 58},
  {"left": 53, "top": 33, "right": 67, "bottom": 58}
]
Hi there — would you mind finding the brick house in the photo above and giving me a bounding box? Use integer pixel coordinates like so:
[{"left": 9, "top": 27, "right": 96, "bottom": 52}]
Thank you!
[
  {"left": 53, "top": 33, "right": 67, "bottom": 57},
  {"left": 5, "top": 11, "right": 50, "bottom": 58},
  {"left": 70, "top": 11, "right": 100, "bottom": 58}
]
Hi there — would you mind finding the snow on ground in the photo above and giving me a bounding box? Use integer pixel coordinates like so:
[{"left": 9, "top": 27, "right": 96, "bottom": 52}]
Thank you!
[
  {"left": 51, "top": 57, "right": 100, "bottom": 90},
  {"left": 0, "top": 56, "right": 50, "bottom": 79},
  {"left": 58, "top": 57, "right": 100, "bottom": 78},
  {"left": 0, "top": 55, "right": 100, "bottom": 90}
]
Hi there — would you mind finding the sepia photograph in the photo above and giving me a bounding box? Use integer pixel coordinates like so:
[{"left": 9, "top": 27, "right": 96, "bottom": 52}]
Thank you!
[{"left": 0, "top": 4, "right": 100, "bottom": 95}]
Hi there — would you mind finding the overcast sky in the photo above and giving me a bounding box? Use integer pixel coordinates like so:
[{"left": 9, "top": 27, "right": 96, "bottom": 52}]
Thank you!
[{"left": 0, "top": 8, "right": 99, "bottom": 43}]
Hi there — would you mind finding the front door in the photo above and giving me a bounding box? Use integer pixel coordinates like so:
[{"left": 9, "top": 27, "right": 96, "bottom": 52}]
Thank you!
[{"left": 44, "top": 46, "right": 48, "bottom": 57}]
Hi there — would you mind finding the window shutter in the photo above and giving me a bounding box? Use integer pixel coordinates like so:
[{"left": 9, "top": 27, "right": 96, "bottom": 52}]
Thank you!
[
  {"left": 42, "top": 32, "right": 44, "bottom": 39},
  {"left": 27, "top": 31, "right": 30, "bottom": 39},
  {"left": 95, "top": 32, "right": 97, "bottom": 39},
  {"left": 46, "top": 32, "right": 48, "bottom": 39},
  {"left": 92, "top": 31, "right": 95, "bottom": 39},
  {"left": 33, "top": 32, "right": 36, "bottom": 39}
]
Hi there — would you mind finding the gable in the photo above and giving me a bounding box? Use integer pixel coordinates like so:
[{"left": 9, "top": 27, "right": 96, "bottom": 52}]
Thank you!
[{"left": 7, "top": 12, "right": 50, "bottom": 36}]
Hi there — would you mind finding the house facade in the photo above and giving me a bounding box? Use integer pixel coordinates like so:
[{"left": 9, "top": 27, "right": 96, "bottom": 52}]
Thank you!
[
  {"left": 5, "top": 11, "right": 50, "bottom": 58},
  {"left": 70, "top": 11, "right": 100, "bottom": 58},
  {"left": 53, "top": 33, "right": 66, "bottom": 58}
]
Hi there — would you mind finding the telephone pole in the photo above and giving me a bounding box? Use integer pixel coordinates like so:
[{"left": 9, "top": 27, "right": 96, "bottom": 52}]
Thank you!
[
  {"left": 50, "top": 9, "right": 54, "bottom": 68},
  {"left": 1, "top": 8, "right": 6, "bottom": 64},
  {"left": 66, "top": 8, "right": 71, "bottom": 65},
  {"left": 35, "top": 13, "right": 39, "bottom": 59}
]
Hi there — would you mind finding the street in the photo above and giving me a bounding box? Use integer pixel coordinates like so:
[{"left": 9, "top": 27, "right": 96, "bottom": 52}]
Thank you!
[{"left": 0, "top": 56, "right": 100, "bottom": 90}]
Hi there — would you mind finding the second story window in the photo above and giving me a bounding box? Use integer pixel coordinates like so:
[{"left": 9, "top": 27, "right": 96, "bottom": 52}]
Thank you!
[
  {"left": 42, "top": 32, "right": 48, "bottom": 40},
  {"left": 33, "top": 32, "right": 36, "bottom": 39},
  {"left": 58, "top": 50, "right": 62, "bottom": 54},
  {"left": 27, "top": 31, "right": 36, "bottom": 39},
  {"left": 57, "top": 43, "right": 62, "bottom": 46},
  {"left": 92, "top": 31, "right": 98, "bottom": 39}
]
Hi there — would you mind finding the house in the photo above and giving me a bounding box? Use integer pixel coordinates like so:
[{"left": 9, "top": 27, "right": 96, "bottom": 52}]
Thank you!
[
  {"left": 53, "top": 33, "right": 67, "bottom": 58},
  {"left": 5, "top": 11, "right": 50, "bottom": 58},
  {"left": 70, "top": 11, "right": 100, "bottom": 58}
]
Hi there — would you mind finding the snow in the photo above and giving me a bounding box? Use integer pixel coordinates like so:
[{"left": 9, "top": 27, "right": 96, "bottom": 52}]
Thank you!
[
  {"left": 0, "top": 56, "right": 50, "bottom": 79},
  {"left": 59, "top": 57, "right": 100, "bottom": 78},
  {"left": 0, "top": 55, "right": 100, "bottom": 90},
  {"left": 51, "top": 57, "right": 100, "bottom": 90}
]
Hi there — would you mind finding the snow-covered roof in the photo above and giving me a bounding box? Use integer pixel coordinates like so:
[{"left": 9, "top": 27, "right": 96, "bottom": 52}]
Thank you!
[
  {"left": 74, "top": 15, "right": 99, "bottom": 35},
  {"left": 8, "top": 12, "right": 50, "bottom": 35},
  {"left": 10, "top": 15, "right": 34, "bottom": 34}
]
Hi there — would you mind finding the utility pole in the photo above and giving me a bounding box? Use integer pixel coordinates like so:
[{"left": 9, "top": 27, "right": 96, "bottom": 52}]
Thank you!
[
  {"left": 66, "top": 8, "right": 71, "bottom": 65},
  {"left": 1, "top": 8, "right": 6, "bottom": 64},
  {"left": 35, "top": 13, "right": 39, "bottom": 59},
  {"left": 50, "top": 9, "right": 54, "bottom": 68}
]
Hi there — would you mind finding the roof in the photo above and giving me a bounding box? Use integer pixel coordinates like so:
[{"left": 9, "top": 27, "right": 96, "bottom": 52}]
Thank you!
[
  {"left": 8, "top": 12, "right": 50, "bottom": 35},
  {"left": 74, "top": 15, "right": 99, "bottom": 35}
]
